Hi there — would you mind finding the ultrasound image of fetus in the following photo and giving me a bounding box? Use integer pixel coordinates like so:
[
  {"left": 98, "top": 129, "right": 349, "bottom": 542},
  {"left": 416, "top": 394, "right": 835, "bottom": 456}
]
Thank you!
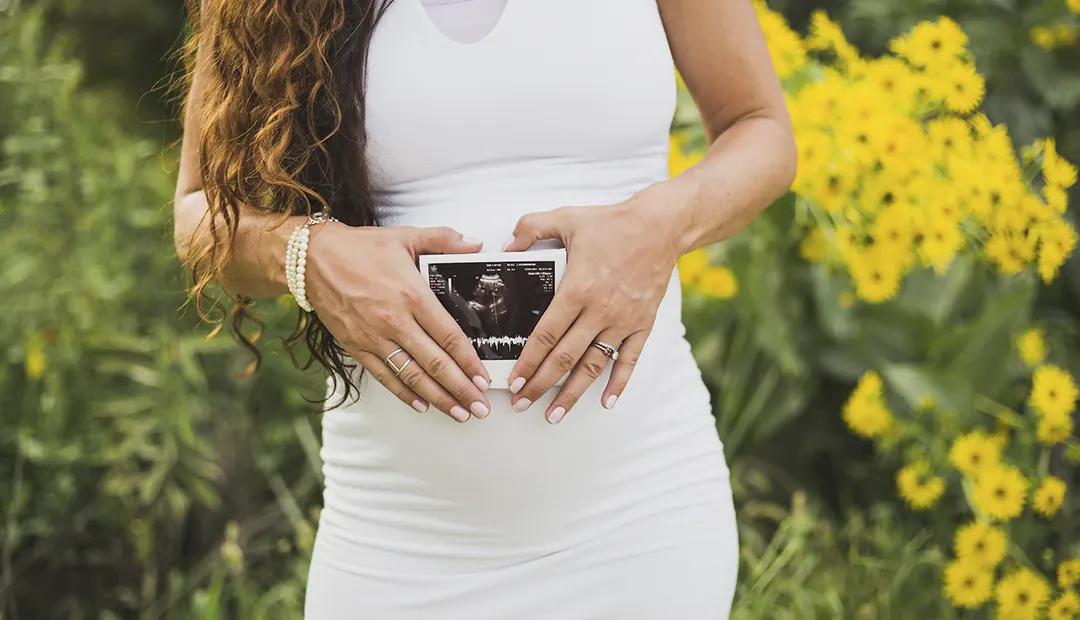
[
  {"left": 467, "top": 273, "right": 509, "bottom": 333},
  {"left": 427, "top": 261, "right": 556, "bottom": 361}
]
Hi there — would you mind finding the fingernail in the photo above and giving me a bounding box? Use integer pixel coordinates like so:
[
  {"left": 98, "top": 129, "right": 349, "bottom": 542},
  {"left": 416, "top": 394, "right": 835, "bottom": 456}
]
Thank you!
[
  {"left": 412, "top": 399, "right": 429, "bottom": 413},
  {"left": 463, "top": 236, "right": 483, "bottom": 246},
  {"left": 604, "top": 394, "right": 618, "bottom": 410},
  {"left": 473, "top": 375, "right": 490, "bottom": 392},
  {"left": 513, "top": 398, "right": 532, "bottom": 413},
  {"left": 547, "top": 407, "right": 567, "bottom": 425},
  {"left": 450, "top": 406, "right": 471, "bottom": 422},
  {"left": 470, "top": 401, "right": 490, "bottom": 418},
  {"left": 501, "top": 235, "right": 515, "bottom": 251},
  {"left": 509, "top": 377, "right": 526, "bottom": 393}
]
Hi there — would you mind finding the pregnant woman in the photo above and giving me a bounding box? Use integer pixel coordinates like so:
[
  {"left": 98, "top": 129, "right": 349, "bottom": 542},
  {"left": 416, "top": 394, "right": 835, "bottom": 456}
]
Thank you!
[{"left": 174, "top": 0, "right": 796, "bottom": 617}]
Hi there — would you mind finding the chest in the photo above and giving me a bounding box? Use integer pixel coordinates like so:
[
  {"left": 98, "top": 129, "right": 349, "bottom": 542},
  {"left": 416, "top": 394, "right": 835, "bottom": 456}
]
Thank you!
[{"left": 364, "top": 0, "right": 677, "bottom": 185}]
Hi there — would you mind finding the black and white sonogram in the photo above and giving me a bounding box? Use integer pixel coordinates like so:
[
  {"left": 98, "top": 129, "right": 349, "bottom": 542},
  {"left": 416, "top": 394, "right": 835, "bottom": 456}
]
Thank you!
[{"left": 426, "top": 260, "right": 557, "bottom": 361}]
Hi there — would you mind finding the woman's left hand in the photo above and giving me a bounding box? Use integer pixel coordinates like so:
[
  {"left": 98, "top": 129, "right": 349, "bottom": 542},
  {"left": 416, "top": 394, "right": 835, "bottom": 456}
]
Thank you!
[{"left": 503, "top": 188, "right": 684, "bottom": 424}]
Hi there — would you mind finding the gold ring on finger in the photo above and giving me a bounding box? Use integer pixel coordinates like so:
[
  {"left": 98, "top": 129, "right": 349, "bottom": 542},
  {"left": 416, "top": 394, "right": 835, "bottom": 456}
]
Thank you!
[{"left": 384, "top": 347, "right": 413, "bottom": 376}]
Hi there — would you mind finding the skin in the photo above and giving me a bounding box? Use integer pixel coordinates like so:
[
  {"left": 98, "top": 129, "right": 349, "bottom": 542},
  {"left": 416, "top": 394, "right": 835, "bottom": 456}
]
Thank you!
[
  {"left": 174, "top": 0, "right": 796, "bottom": 424},
  {"left": 503, "top": 0, "right": 797, "bottom": 423}
]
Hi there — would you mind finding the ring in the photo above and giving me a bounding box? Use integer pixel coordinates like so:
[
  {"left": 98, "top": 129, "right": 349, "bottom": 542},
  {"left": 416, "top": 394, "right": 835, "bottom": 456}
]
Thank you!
[
  {"left": 384, "top": 347, "right": 413, "bottom": 376},
  {"left": 590, "top": 341, "right": 620, "bottom": 362}
]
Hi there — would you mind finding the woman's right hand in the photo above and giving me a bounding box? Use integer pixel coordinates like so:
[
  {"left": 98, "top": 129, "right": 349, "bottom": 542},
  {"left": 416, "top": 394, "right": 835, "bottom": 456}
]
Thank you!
[{"left": 303, "top": 224, "right": 491, "bottom": 422}]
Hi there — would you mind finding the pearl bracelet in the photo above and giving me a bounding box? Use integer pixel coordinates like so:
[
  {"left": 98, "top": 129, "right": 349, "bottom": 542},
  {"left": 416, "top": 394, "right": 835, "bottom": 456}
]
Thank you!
[{"left": 285, "top": 211, "right": 338, "bottom": 312}]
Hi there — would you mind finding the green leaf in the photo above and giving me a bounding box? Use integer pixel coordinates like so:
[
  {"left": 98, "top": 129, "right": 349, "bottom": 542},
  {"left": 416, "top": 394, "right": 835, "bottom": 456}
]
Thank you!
[{"left": 880, "top": 363, "right": 975, "bottom": 414}]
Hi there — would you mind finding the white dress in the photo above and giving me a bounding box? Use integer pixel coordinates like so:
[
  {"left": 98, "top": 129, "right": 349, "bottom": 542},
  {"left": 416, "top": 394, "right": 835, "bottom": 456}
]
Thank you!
[{"left": 304, "top": 1, "right": 740, "bottom": 617}]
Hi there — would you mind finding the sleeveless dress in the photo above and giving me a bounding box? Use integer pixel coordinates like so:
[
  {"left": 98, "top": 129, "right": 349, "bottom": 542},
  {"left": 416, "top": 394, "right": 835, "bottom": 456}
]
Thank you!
[{"left": 304, "top": 1, "right": 740, "bottom": 617}]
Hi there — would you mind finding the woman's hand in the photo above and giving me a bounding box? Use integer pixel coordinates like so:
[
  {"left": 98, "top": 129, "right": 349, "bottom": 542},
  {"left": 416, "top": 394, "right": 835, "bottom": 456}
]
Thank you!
[
  {"left": 503, "top": 189, "right": 683, "bottom": 424},
  {"left": 305, "top": 224, "right": 492, "bottom": 423}
]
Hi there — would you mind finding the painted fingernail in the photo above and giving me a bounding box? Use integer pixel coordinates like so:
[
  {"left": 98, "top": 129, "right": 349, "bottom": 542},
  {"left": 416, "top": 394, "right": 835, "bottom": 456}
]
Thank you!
[
  {"left": 412, "top": 400, "right": 429, "bottom": 413},
  {"left": 470, "top": 401, "right": 490, "bottom": 418},
  {"left": 450, "top": 406, "right": 471, "bottom": 422},
  {"left": 463, "top": 236, "right": 483, "bottom": 246},
  {"left": 513, "top": 398, "right": 532, "bottom": 413},
  {"left": 509, "top": 377, "right": 526, "bottom": 393},
  {"left": 547, "top": 407, "right": 567, "bottom": 425},
  {"left": 604, "top": 394, "right": 618, "bottom": 410},
  {"left": 473, "top": 375, "right": 490, "bottom": 392}
]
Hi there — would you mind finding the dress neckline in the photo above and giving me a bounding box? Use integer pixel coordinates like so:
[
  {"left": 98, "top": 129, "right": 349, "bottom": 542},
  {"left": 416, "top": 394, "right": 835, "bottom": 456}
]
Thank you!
[{"left": 409, "top": 0, "right": 515, "bottom": 48}]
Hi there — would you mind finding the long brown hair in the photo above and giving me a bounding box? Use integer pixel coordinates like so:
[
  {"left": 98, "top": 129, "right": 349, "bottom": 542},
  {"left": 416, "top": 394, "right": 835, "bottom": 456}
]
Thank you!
[{"left": 178, "top": 0, "right": 393, "bottom": 408}]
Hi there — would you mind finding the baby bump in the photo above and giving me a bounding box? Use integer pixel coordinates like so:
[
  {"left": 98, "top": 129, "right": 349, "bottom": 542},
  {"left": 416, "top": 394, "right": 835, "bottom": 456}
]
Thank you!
[{"left": 319, "top": 326, "right": 720, "bottom": 541}]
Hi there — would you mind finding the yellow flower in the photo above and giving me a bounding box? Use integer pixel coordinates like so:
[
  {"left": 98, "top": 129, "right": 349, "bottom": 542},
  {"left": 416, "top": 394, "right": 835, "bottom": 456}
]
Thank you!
[
  {"left": 793, "top": 129, "right": 831, "bottom": 192},
  {"left": 1052, "top": 25, "right": 1078, "bottom": 46},
  {"left": 974, "top": 464, "right": 1028, "bottom": 521},
  {"left": 800, "top": 227, "right": 830, "bottom": 263},
  {"left": 1042, "top": 137, "right": 1078, "bottom": 189},
  {"left": 936, "top": 62, "right": 986, "bottom": 113},
  {"left": 807, "top": 10, "right": 862, "bottom": 67},
  {"left": 809, "top": 164, "right": 859, "bottom": 213},
  {"left": 848, "top": 247, "right": 904, "bottom": 303},
  {"left": 1037, "top": 411, "right": 1074, "bottom": 445},
  {"left": 891, "top": 18, "right": 969, "bottom": 68},
  {"left": 24, "top": 332, "right": 47, "bottom": 380},
  {"left": 1032, "top": 476, "right": 1066, "bottom": 518},
  {"left": 843, "top": 397, "right": 893, "bottom": 439},
  {"left": 949, "top": 431, "right": 1002, "bottom": 478},
  {"left": 1044, "top": 184, "right": 1069, "bottom": 213},
  {"left": 985, "top": 231, "right": 1036, "bottom": 275},
  {"left": 919, "top": 215, "right": 965, "bottom": 272},
  {"left": 1032, "top": 26, "right": 1057, "bottom": 50},
  {"left": 954, "top": 521, "right": 1008, "bottom": 567},
  {"left": 996, "top": 568, "right": 1052, "bottom": 618},
  {"left": 753, "top": 2, "right": 808, "bottom": 79},
  {"left": 843, "top": 371, "right": 894, "bottom": 439},
  {"left": 696, "top": 266, "right": 739, "bottom": 299},
  {"left": 1068, "top": 0, "right": 1080, "bottom": 14},
  {"left": 1049, "top": 591, "right": 1080, "bottom": 620},
  {"left": 863, "top": 57, "right": 921, "bottom": 104},
  {"left": 1016, "top": 328, "right": 1047, "bottom": 366},
  {"left": 927, "top": 116, "right": 974, "bottom": 164},
  {"left": 943, "top": 559, "right": 994, "bottom": 609},
  {"left": 1058, "top": 559, "right": 1080, "bottom": 588},
  {"left": 677, "top": 249, "right": 709, "bottom": 287},
  {"left": 872, "top": 205, "right": 916, "bottom": 251},
  {"left": 1029, "top": 364, "right": 1079, "bottom": 419},
  {"left": 897, "top": 461, "right": 946, "bottom": 510},
  {"left": 868, "top": 114, "right": 923, "bottom": 170},
  {"left": 1037, "top": 219, "right": 1078, "bottom": 283}
]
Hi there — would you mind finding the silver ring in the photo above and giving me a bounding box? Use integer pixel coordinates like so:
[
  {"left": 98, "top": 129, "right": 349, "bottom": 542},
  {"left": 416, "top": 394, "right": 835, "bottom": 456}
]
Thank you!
[
  {"left": 590, "top": 341, "right": 620, "bottom": 361},
  {"left": 384, "top": 348, "right": 413, "bottom": 376}
]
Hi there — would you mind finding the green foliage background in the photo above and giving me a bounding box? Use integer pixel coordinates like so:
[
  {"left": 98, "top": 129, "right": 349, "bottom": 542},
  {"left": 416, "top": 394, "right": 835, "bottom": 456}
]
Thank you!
[{"left": 0, "top": 0, "right": 1076, "bottom": 618}]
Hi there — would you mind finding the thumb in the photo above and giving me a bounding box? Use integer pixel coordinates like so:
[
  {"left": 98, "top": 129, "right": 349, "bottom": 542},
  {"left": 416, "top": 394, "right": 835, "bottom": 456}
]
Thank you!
[
  {"left": 405, "top": 226, "right": 484, "bottom": 257},
  {"left": 503, "top": 210, "right": 568, "bottom": 252}
]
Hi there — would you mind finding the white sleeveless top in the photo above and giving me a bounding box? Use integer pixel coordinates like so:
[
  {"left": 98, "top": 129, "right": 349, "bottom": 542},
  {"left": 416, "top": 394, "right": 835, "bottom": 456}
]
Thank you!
[{"left": 309, "top": 2, "right": 737, "bottom": 617}]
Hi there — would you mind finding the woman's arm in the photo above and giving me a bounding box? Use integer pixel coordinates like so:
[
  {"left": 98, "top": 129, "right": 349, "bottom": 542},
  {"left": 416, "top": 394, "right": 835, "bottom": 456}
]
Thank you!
[
  {"left": 502, "top": 0, "right": 797, "bottom": 422},
  {"left": 173, "top": 33, "right": 493, "bottom": 421},
  {"left": 649, "top": 0, "right": 798, "bottom": 253},
  {"left": 173, "top": 38, "right": 304, "bottom": 299}
]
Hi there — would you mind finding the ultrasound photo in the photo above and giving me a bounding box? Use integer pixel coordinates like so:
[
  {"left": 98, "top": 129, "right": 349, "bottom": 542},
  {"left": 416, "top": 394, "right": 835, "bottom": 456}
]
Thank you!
[{"left": 426, "top": 260, "right": 557, "bottom": 361}]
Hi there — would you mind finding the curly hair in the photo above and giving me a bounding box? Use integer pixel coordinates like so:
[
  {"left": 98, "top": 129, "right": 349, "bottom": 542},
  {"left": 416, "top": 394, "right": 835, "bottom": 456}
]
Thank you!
[{"left": 178, "top": 0, "right": 394, "bottom": 409}]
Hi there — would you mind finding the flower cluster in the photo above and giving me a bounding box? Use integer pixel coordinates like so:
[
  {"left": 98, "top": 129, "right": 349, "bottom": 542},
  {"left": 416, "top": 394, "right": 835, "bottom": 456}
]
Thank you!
[
  {"left": 842, "top": 325, "right": 1080, "bottom": 615},
  {"left": 759, "top": 7, "right": 1079, "bottom": 303},
  {"left": 1031, "top": 0, "right": 1080, "bottom": 49},
  {"left": 669, "top": 9, "right": 1079, "bottom": 613}
]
